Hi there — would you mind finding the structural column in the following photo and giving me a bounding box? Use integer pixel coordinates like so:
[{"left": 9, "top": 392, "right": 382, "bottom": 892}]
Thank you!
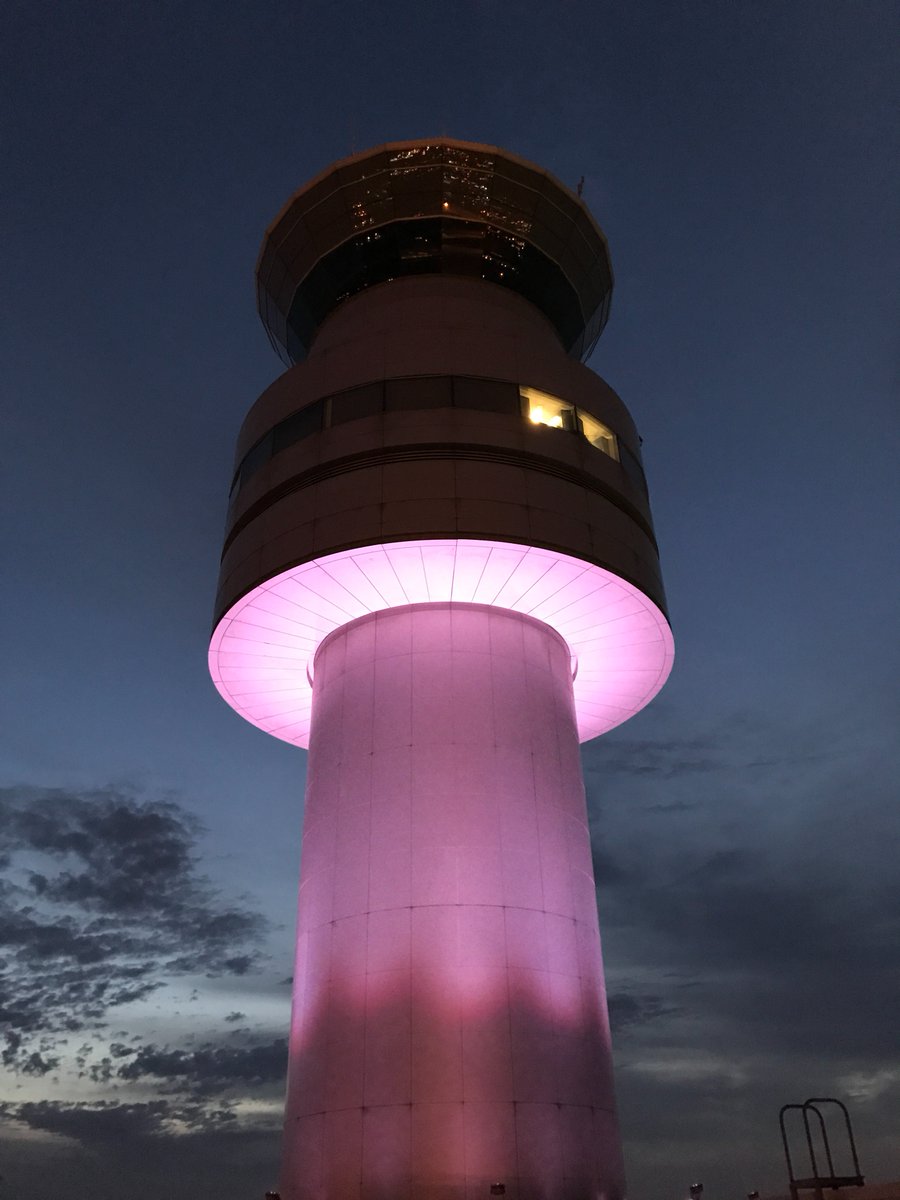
[{"left": 280, "top": 602, "right": 625, "bottom": 1200}]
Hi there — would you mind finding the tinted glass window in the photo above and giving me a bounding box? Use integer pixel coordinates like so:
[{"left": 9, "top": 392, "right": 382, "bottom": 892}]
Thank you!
[
  {"left": 329, "top": 382, "right": 384, "bottom": 425},
  {"left": 385, "top": 377, "right": 453, "bottom": 410},
  {"left": 240, "top": 431, "right": 274, "bottom": 482},
  {"left": 285, "top": 217, "right": 586, "bottom": 362},
  {"left": 272, "top": 402, "right": 323, "bottom": 454},
  {"left": 453, "top": 377, "right": 519, "bottom": 414},
  {"left": 620, "top": 444, "right": 649, "bottom": 495}
]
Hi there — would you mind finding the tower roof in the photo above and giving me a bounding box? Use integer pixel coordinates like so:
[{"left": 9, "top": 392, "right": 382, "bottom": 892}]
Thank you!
[{"left": 256, "top": 138, "right": 614, "bottom": 365}]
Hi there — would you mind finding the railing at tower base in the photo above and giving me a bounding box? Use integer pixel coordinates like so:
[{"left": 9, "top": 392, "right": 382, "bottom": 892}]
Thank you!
[{"left": 780, "top": 1097, "right": 864, "bottom": 1200}]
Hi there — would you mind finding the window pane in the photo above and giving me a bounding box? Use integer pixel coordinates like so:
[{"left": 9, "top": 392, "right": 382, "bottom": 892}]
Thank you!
[
  {"left": 329, "top": 382, "right": 384, "bottom": 425},
  {"left": 520, "top": 386, "right": 577, "bottom": 432},
  {"left": 578, "top": 410, "right": 619, "bottom": 460},
  {"left": 385, "top": 376, "right": 453, "bottom": 410},
  {"left": 240, "top": 430, "right": 274, "bottom": 482},
  {"left": 620, "top": 443, "right": 649, "bottom": 495},
  {"left": 272, "top": 402, "right": 323, "bottom": 454},
  {"left": 453, "top": 377, "right": 519, "bottom": 414}
]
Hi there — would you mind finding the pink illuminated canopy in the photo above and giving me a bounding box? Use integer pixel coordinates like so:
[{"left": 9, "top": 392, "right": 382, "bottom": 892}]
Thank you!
[{"left": 208, "top": 539, "right": 674, "bottom": 747}]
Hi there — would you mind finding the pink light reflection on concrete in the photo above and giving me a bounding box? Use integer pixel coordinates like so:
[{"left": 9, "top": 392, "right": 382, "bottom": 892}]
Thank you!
[
  {"left": 209, "top": 538, "right": 673, "bottom": 748},
  {"left": 279, "top": 603, "right": 626, "bottom": 1200}
]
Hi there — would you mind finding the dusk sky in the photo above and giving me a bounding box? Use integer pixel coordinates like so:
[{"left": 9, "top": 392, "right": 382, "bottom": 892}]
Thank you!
[{"left": 2, "top": 2, "right": 898, "bottom": 1198}]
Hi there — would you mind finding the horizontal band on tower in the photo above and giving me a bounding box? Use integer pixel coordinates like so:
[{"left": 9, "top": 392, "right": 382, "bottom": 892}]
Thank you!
[{"left": 221, "top": 441, "right": 658, "bottom": 561}]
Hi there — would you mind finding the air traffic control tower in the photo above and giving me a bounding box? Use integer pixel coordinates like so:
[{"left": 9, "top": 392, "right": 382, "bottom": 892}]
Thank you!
[{"left": 209, "top": 140, "right": 674, "bottom": 1200}]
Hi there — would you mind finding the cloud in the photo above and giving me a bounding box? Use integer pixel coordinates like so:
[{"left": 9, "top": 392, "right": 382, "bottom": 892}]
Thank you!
[
  {"left": 0, "top": 1099, "right": 281, "bottom": 1200},
  {"left": 598, "top": 839, "right": 899, "bottom": 1066},
  {"left": 0, "top": 786, "right": 270, "bottom": 1071},
  {"left": 113, "top": 1038, "right": 288, "bottom": 1097},
  {"left": 607, "top": 991, "right": 681, "bottom": 1033},
  {"left": 582, "top": 713, "right": 900, "bottom": 1194},
  {"left": 585, "top": 735, "right": 723, "bottom": 781},
  {"left": 8, "top": 1098, "right": 223, "bottom": 1141},
  {"left": 583, "top": 715, "right": 853, "bottom": 789},
  {"left": 2, "top": 1036, "right": 60, "bottom": 1077}
]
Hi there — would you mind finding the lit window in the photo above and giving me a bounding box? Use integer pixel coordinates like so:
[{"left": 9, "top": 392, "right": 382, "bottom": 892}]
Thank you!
[
  {"left": 579, "top": 411, "right": 619, "bottom": 460},
  {"left": 520, "top": 386, "right": 576, "bottom": 432},
  {"left": 520, "top": 386, "right": 619, "bottom": 461}
]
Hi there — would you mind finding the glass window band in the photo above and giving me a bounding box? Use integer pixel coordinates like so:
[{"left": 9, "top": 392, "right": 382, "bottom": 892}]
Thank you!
[{"left": 230, "top": 377, "right": 640, "bottom": 499}]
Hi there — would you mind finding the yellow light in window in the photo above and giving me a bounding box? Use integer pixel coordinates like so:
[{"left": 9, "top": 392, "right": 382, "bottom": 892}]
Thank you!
[
  {"left": 521, "top": 387, "right": 572, "bottom": 430},
  {"left": 529, "top": 405, "right": 563, "bottom": 428},
  {"left": 579, "top": 411, "right": 619, "bottom": 460}
]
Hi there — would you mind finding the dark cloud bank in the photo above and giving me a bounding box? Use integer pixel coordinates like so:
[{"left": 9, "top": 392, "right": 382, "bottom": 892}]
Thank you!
[
  {"left": 0, "top": 785, "right": 269, "bottom": 1069},
  {"left": 2, "top": 1099, "right": 282, "bottom": 1200},
  {"left": 0, "top": 786, "right": 286, "bottom": 1198},
  {"left": 584, "top": 717, "right": 900, "bottom": 1194}
]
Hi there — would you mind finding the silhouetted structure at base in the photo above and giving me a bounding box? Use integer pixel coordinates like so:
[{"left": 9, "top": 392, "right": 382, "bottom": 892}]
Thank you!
[{"left": 780, "top": 1098, "right": 865, "bottom": 1200}]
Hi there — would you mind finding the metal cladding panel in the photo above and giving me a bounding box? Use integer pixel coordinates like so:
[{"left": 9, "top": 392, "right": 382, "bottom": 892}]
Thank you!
[{"left": 280, "top": 604, "right": 625, "bottom": 1200}]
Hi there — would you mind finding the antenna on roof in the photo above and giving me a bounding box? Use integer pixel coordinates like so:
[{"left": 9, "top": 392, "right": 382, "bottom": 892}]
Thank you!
[{"left": 576, "top": 176, "right": 585, "bottom": 198}]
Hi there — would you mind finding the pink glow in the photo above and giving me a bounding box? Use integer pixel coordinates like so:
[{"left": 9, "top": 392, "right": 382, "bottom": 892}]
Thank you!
[
  {"left": 209, "top": 538, "right": 673, "bottom": 747},
  {"left": 279, "top": 604, "right": 626, "bottom": 1200}
]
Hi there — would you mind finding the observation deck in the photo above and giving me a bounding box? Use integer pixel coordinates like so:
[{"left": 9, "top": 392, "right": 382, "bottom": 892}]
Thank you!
[{"left": 256, "top": 138, "right": 614, "bottom": 364}]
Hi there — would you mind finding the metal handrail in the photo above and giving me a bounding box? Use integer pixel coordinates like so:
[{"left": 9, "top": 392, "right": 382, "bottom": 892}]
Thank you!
[
  {"left": 805, "top": 1098, "right": 864, "bottom": 1181},
  {"left": 779, "top": 1097, "right": 864, "bottom": 1200}
]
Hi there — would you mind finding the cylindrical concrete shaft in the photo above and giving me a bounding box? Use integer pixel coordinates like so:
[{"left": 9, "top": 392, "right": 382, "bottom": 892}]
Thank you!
[{"left": 281, "top": 602, "right": 624, "bottom": 1200}]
